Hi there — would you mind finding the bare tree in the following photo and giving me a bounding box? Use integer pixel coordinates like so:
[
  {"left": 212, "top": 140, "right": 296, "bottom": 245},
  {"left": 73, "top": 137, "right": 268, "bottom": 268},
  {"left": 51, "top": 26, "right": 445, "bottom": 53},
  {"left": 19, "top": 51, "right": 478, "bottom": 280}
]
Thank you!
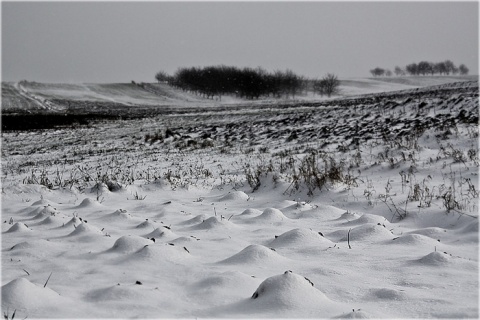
[
  {"left": 312, "top": 79, "right": 324, "bottom": 96},
  {"left": 319, "top": 73, "right": 340, "bottom": 97},
  {"left": 155, "top": 71, "right": 171, "bottom": 83}
]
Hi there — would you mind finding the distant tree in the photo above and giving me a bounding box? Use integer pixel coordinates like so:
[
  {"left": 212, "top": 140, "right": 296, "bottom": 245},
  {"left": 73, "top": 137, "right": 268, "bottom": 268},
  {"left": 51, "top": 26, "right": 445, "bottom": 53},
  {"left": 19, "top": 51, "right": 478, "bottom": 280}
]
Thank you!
[
  {"left": 169, "top": 65, "right": 304, "bottom": 100},
  {"left": 370, "top": 67, "right": 385, "bottom": 77},
  {"left": 417, "top": 61, "right": 433, "bottom": 75},
  {"left": 459, "top": 64, "right": 469, "bottom": 75},
  {"left": 444, "top": 60, "right": 457, "bottom": 75},
  {"left": 385, "top": 70, "right": 393, "bottom": 77},
  {"left": 312, "top": 79, "right": 323, "bottom": 96},
  {"left": 389, "top": 60, "right": 465, "bottom": 77},
  {"left": 429, "top": 62, "right": 436, "bottom": 75},
  {"left": 282, "top": 69, "right": 303, "bottom": 98},
  {"left": 434, "top": 62, "right": 447, "bottom": 75},
  {"left": 394, "top": 66, "right": 405, "bottom": 76},
  {"left": 155, "top": 71, "right": 171, "bottom": 83},
  {"left": 405, "top": 63, "right": 418, "bottom": 76},
  {"left": 319, "top": 73, "right": 340, "bottom": 97}
]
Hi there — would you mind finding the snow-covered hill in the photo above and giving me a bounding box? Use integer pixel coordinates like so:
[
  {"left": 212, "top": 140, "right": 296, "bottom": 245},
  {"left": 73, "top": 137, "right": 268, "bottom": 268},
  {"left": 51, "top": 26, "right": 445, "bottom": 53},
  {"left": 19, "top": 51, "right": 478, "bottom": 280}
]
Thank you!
[{"left": 2, "top": 75, "right": 476, "bottom": 114}]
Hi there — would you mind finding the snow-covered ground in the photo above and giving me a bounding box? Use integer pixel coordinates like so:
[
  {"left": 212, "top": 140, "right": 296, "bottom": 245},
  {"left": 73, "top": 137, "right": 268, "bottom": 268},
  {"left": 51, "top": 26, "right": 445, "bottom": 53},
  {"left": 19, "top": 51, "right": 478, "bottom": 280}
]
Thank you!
[
  {"left": 1, "top": 78, "right": 478, "bottom": 318},
  {"left": 2, "top": 75, "right": 476, "bottom": 112}
]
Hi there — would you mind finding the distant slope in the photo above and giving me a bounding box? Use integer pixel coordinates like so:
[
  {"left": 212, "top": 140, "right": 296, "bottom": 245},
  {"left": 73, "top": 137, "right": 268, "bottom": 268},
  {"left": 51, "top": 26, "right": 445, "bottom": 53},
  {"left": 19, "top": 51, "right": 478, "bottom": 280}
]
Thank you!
[
  {"left": 2, "top": 82, "right": 43, "bottom": 111},
  {"left": 339, "top": 75, "right": 477, "bottom": 97},
  {"left": 1, "top": 81, "right": 219, "bottom": 113},
  {"left": 339, "top": 79, "right": 417, "bottom": 96},
  {"left": 16, "top": 82, "right": 171, "bottom": 105},
  {"left": 364, "top": 75, "right": 477, "bottom": 87}
]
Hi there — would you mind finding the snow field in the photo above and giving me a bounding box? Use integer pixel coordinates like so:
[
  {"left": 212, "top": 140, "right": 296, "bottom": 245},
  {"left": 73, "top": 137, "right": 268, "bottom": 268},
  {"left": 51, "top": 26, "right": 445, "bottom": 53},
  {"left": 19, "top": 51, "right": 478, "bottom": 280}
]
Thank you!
[
  {"left": 2, "top": 178, "right": 477, "bottom": 318},
  {"left": 3, "top": 76, "right": 475, "bottom": 113},
  {"left": 1, "top": 80, "right": 478, "bottom": 318}
]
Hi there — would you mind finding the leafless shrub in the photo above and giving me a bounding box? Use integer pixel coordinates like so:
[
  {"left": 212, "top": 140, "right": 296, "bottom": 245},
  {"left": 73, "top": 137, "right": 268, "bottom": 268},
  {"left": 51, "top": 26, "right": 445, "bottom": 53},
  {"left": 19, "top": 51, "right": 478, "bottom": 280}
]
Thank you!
[{"left": 440, "top": 187, "right": 461, "bottom": 213}]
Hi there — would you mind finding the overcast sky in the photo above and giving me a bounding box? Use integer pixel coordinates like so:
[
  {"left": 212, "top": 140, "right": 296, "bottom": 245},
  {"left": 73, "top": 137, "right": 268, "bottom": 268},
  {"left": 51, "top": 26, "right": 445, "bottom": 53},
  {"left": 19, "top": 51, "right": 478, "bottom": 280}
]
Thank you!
[{"left": 2, "top": 1, "right": 478, "bottom": 83}]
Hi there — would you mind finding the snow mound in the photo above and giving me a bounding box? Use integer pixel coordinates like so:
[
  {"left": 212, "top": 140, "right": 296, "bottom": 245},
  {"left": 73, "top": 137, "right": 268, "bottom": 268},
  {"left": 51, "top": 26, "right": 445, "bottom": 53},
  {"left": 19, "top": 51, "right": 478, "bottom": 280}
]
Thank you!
[
  {"left": 390, "top": 234, "right": 439, "bottom": 245},
  {"left": 228, "top": 208, "right": 262, "bottom": 222},
  {"left": 24, "top": 206, "right": 44, "bottom": 217},
  {"left": 135, "top": 220, "right": 157, "bottom": 229},
  {"left": 201, "top": 271, "right": 343, "bottom": 317},
  {"left": 335, "top": 211, "right": 361, "bottom": 222},
  {"left": 31, "top": 216, "right": 64, "bottom": 226},
  {"left": 280, "top": 202, "right": 317, "bottom": 214},
  {"left": 344, "top": 214, "right": 389, "bottom": 226},
  {"left": 249, "top": 208, "right": 288, "bottom": 222},
  {"left": 340, "top": 224, "right": 393, "bottom": 242},
  {"left": 30, "top": 199, "right": 48, "bottom": 206},
  {"left": 96, "top": 209, "right": 132, "bottom": 222},
  {"left": 249, "top": 271, "right": 330, "bottom": 309},
  {"left": 39, "top": 205, "right": 59, "bottom": 215},
  {"left": 143, "top": 227, "right": 177, "bottom": 240},
  {"left": 9, "top": 239, "right": 58, "bottom": 251},
  {"left": 28, "top": 206, "right": 59, "bottom": 219},
  {"left": 108, "top": 235, "right": 153, "bottom": 253},
  {"left": 30, "top": 199, "right": 54, "bottom": 207},
  {"left": 5, "top": 222, "right": 32, "bottom": 233},
  {"left": 218, "top": 191, "right": 250, "bottom": 201},
  {"left": 334, "top": 310, "right": 374, "bottom": 318},
  {"left": 170, "top": 236, "right": 197, "bottom": 244},
  {"left": 1, "top": 277, "right": 62, "bottom": 311},
  {"left": 218, "top": 244, "right": 285, "bottom": 264},
  {"left": 67, "top": 223, "right": 102, "bottom": 237},
  {"left": 30, "top": 199, "right": 57, "bottom": 206},
  {"left": 190, "top": 216, "right": 235, "bottom": 230},
  {"left": 129, "top": 243, "right": 191, "bottom": 263},
  {"left": 269, "top": 228, "right": 333, "bottom": 248},
  {"left": 76, "top": 197, "right": 104, "bottom": 208},
  {"left": 62, "top": 216, "right": 83, "bottom": 228},
  {"left": 178, "top": 214, "right": 208, "bottom": 225},
  {"left": 239, "top": 208, "right": 262, "bottom": 216},
  {"left": 368, "top": 288, "right": 407, "bottom": 300},
  {"left": 416, "top": 252, "right": 451, "bottom": 266},
  {"left": 109, "top": 209, "right": 131, "bottom": 219}
]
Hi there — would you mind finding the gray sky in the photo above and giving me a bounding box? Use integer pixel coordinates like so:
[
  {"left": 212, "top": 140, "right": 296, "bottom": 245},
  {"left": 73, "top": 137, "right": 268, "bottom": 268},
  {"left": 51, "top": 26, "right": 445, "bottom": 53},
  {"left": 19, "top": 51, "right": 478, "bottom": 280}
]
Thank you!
[{"left": 2, "top": 1, "right": 478, "bottom": 83}]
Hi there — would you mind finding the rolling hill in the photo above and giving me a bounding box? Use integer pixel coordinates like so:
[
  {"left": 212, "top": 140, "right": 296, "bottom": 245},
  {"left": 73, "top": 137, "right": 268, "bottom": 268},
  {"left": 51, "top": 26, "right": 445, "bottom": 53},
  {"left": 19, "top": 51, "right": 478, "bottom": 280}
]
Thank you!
[{"left": 2, "top": 75, "right": 476, "bottom": 115}]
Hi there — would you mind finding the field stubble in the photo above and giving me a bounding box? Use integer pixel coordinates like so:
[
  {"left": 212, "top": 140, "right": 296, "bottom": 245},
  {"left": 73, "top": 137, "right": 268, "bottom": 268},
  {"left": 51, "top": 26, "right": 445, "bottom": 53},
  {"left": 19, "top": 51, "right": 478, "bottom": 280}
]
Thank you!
[{"left": 2, "top": 81, "right": 478, "bottom": 220}]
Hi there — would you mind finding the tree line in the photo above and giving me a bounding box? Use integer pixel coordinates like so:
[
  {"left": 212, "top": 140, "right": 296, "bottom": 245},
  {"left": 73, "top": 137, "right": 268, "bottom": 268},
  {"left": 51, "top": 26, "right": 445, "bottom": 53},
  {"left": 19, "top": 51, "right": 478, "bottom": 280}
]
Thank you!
[
  {"left": 370, "top": 60, "right": 469, "bottom": 77},
  {"left": 155, "top": 65, "right": 340, "bottom": 100}
]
